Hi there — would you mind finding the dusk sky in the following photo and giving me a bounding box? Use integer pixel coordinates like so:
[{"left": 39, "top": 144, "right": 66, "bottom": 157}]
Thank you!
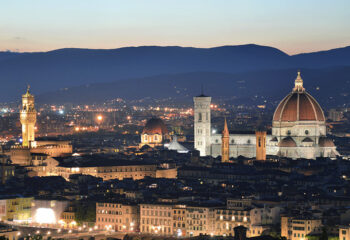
[{"left": 1, "top": 0, "right": 350, "bottom": 54}]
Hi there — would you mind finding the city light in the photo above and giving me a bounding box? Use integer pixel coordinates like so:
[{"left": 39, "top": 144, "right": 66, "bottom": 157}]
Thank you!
[
  {"left": 34, "top": 208, "right": 56, "bottom": 224},
  {"left": 97, "top": 115, "right": 103, "bottom": 121}
]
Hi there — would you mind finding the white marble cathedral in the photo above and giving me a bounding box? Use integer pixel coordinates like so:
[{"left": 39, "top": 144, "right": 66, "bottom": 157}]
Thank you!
[{"left": 193, "top": 72, "right": 340, "bottom": 160}]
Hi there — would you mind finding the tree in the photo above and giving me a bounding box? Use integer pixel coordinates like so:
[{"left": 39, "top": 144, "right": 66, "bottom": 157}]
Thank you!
[{"left": 75, "top": 201, "right": 96, "bottom": 224}]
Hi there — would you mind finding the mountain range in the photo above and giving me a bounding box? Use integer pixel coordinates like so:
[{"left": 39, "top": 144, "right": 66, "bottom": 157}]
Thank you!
[{"left": 1, "top": 44, "right": 350, "bottom": 106}]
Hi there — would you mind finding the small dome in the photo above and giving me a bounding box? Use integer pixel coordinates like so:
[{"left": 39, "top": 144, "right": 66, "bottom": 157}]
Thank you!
[
  {"left": 270, "top": 137, "right": 278, "bottom": 142},
  {"left": 273, "top": 72, "right": 325, "bottom": 122},
  {"left": 142, "top": 118, "right": 168, "bottom": 135},
  {"left": 319, "top": 137, "right": 335, "bottom": 147},
  {"left": 302, "top": 137, "right": 313, "bottom": 143},
  {"left": 278, "top": 137, "right": 297, "bottom": 147}
]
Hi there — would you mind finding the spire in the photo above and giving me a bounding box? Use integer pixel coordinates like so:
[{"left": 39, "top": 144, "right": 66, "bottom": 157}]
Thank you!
[
  {"left": 293, "top": 71, "right": 305, "bottom": 92},
  {"left": 222, "top": 117, "right": 229, "bottom": 136},
  {"left": 23, "top": 84, "right": 33, "bottom": 97}
]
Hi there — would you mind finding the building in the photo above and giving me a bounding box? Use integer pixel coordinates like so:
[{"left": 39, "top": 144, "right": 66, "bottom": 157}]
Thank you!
[
  {"left": 0, "top": 225, "right": 20, "bottom": 240},
  {"left": 140, "top": 118, "right": 169, "bottom": 148},
  {"left": 31, "top": 199, "right": 69, "bottom": 227},
  {"left": 281, "top": 216, "right": 322, "bottom": 240},
  {"left": 193, "top": 72, "right": 340, "bottom": 159},
  {"left": 20, "top": 86, "right": 36, "bottom": 148},
  {"left": 140, "top": 203, "right": 173, "bottom": 235},
  {"left": 0, "top": 197, "right": 33, "bottom": 223},
  {"left": 96, "top": 202, "right": 139, "bottom": 232},
  {"left": 11, "top": 87, "right": 72, "bottom": 166},
  {"left": 328, "top": 108, "right": 344, "bottom": 122},
  {"left": 186, "top": 205, "right": 215, "bottom": 237},
  {"left": 339, "top": 225, "right": 350, "bottom": 240}
]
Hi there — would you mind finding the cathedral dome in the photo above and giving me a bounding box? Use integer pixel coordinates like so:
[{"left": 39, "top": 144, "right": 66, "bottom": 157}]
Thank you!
[
  {"left": 319, "top": 137, "right": 335, "bottom": 147},
  {"left": 142, "top": 118, "right": 168, "bottom": 135},
  {"left": 278, "top": 137, "right": 297, "bottom": 147},
  {"left": 273, "top": 72, "right": 325, "bottom": 122}
]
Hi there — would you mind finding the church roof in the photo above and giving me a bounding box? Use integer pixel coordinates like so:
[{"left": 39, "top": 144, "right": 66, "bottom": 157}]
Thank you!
[
  {"left": 142, "top": 117, "right": 168, "bottom": 135},
  {"left": 167, "top": 135, "right": 189, "bottom": 153},
  {"left": 278, "top": 137, "right": 297, "bottom": 147},
  {"left": 273, "top": 72, "right": 325, "bottom": 122},
  {"left": 319, "top": 137, "right": 335, "bottom": 147}
]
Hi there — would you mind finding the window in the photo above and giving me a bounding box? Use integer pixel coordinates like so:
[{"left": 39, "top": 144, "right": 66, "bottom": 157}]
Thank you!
[
  {"left": 287, "top": 130, "right": 291, "bottom": 135},
  {"left": 198, "top": 113, "right": 202, "bottom": 122},
  {"left": 305, "top": 130, "right": 309, "bottom": 135}
]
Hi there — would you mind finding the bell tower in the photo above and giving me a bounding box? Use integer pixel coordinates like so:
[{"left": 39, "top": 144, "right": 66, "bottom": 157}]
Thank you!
[
  {"left": 193, "top": 94, "right": 211, "bottom": 156},
  {"left": 256, "top": 131, "right": 266, "bottom": 160},
  {"left": 20, "top": 86, "right": 36, "bottom": 148},
  {"left": 221, "top": 118, "right": 230, "bottom": 162}
]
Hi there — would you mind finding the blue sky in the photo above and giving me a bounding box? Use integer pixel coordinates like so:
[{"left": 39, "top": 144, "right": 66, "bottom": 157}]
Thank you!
[{"left": 1, "top": 0, "right": 349, "bottom": 54}]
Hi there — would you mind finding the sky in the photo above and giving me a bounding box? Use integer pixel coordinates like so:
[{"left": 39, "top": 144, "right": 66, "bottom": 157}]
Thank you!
[{"left": 1, "top": 0, "right": 350, "bottom": 54}]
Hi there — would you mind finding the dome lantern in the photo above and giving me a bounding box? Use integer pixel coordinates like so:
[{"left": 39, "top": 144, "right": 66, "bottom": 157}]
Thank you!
[{"left": 293, "top": 71, "right": 305, "bottom": 92}]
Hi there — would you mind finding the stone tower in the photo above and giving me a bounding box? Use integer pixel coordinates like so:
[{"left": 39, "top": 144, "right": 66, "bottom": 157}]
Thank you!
[
  {"left": 193, "top": 94, "right": 211, "bottom": 156},
  {"left": 20, "top": 86, "right": 36, "bottom": 148},
  {"left": 255, "top": 131, "right": 266, "bottom": 160},
  {"left": 221, "top": 118, "right": 230, "bottom": 162}
]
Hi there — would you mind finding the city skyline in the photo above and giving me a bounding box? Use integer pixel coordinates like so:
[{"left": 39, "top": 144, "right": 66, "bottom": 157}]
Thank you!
[{"left": 1, "top": 0, "right": 350, "bottom": 54}]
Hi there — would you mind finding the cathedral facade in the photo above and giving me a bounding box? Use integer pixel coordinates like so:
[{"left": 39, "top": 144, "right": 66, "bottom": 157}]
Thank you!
[{"left": 194, "top": 72, "right": 339, "bottom": 160}]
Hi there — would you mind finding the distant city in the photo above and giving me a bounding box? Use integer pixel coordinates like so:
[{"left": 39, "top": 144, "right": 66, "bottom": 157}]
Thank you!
[
  {"left": 0, "top": 69, "right": 350, "bottom": 240},
  {"left": 1, "top": 1, "right": 350, "bottom": 239}
]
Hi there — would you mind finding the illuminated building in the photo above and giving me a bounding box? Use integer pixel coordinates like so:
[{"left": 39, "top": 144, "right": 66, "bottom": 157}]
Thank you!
[
  {"left": 281, "top": 216, "right": 322, "bottom": 240},
  {"left": 0, "top": 226, "right": 20, "bottom": 240},
  {"left": 140, "top": 117, "right": 169, "bottom": 148},
  {"left": 172, "top": 205, "right": 187, "bottom": 237},
  {"left": 10, "top": 87, "right": 72, "bottom": 166},
  {"left": 193, "top": 94, "right": 211, "bottom": 156},
  {"left": 60, "top": 207, "right": 76, "bottom": 228},
  {"left": 194, "top": 72, "right": 340, "bottom": 160},
  {"left": 339, "top": 225, "right": 350, "bottom": 240},
  {"left": 0, "top": 197, "right": 33, "bottom": 223},
  {"left": 20, "top": 86, "right": 36, "bottom": 148},
  {"left": 140, "top": 203, "right": 173, "bottom": 235},
  {"left": 255, "top": 131, "right": 266, "bottom": 161},
  {"left": 221, "top": 118, "right": 230, "bottom": 162},
  {"left": 96, "top": 202, "right": 139, "bottom": 232},
  {"left": 31, "top": 199, "right": 69, "bottom": 227}
]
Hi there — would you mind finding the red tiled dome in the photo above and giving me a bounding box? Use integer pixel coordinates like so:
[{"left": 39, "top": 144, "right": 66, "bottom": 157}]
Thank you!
[
  {"left": 273, "top": 72, "right": 325, "bottom": 122},
  {"left": 142, "top": 118, "right": 168, "bottom": 135}
]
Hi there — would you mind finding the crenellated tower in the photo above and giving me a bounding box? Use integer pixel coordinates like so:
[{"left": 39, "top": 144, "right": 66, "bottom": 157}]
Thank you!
[
  {"left": 20, "top": 86, "right": 36, "bottom": 147},
  {"left": 221, "top": 118, "right": 230, "bottom": 162}
]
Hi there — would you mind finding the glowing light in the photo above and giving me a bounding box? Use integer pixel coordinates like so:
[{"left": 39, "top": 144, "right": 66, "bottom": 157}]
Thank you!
[
  {"left": 177, "top": 229, "right": 182, "bottom": 237},
  {"left": 97, "top": 115, "right": 103, "bottom": 121},
  {"left": 58, "top": 109, "right": 64, "bottom": 115},
  {"left": 34, "top": 208, "right": 56, "bottom": 224}
]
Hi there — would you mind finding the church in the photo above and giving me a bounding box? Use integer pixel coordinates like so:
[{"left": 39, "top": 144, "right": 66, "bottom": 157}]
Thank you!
[{"left": 194, "top": 72, "right": 340, "bottom": 160}]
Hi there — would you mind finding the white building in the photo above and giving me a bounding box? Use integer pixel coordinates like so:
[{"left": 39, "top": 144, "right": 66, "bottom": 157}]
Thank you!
[{"left": 193, "top": 72, "right": 339, "bottom": 160}]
